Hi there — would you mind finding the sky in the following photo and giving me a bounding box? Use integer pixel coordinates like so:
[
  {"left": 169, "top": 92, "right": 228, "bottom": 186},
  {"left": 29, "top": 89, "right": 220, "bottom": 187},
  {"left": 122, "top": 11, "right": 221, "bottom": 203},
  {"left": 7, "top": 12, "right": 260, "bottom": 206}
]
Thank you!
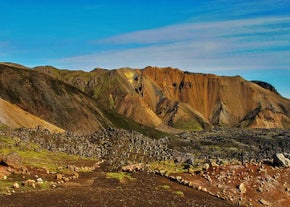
[{"left": 1, "top": 0, "right": 290, "bottom": 98}]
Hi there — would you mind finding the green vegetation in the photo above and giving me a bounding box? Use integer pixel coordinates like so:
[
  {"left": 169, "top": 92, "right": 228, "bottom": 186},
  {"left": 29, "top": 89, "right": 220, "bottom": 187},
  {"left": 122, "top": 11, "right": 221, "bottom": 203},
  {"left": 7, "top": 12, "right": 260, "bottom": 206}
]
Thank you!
[
  {"left": 159, "top": 184, "right": 170, "bottom": 190},
  {"left": 106, "top": 172, "right": 136, "bottom": 183},
  {"left": 0, "top": 132, "right": 98, "bottom": 195},
  {"left": 150, "top": 160, "right": 187, "bottom": 174},
  {"left": 36, "top": 181, "right": 51, "bottom": 190},
  {"left": 174, "top": 191, "right": 184, "bottom": 196},
  {"left": 173, "top": 119, "right": 203, "bottom": 131},
  {"left": 0, "top": 179, "right": 15, "bottom": 195},
  {"left": 0, "top": 135, "right": 88, "bottom": 171},
  {"left": 103, "top": 109, "right": 175, "bottom": 139}
]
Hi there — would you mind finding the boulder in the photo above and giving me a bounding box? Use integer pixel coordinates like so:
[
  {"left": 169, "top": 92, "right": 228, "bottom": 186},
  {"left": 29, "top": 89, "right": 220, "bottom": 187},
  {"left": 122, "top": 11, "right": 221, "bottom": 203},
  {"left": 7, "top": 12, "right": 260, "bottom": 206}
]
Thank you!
[
  {"left": 2, "top": 152, "right": 22, "bottom": 169},
  {"left": 202, "top": 163, "right": 210, "bottom": 171},
  {"left": 273, "top": 153, "right": 290, "bottom": 167},
  {"left": 238, "top": 183, "right": 246, "bottom": 193},
  {"left": 24, "top": 179, "right": 36, "bottom": 188},
  {"left": 56, "top": 173, "right": 63, "bottom": 180}
]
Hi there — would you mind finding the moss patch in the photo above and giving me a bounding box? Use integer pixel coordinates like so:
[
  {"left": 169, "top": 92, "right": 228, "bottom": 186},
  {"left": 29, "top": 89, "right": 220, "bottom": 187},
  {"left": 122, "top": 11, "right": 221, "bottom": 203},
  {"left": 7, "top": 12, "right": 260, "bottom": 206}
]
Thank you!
[
  {"left": 174, "top": 191, "right": 184, "bottom": 196},
  {"left": 150, "top": 160, "right": 187, "bottom": 174},
  {"left": 106, "top": 172, "right": 136, "bottom": 183},
  {"left": 159, "top": 184, "right": 170, "bottom": 190}
]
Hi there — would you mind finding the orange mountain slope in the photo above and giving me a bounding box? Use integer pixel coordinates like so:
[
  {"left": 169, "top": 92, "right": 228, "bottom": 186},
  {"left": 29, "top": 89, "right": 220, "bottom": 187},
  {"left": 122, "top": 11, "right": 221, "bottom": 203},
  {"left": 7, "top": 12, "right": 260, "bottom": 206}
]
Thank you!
[{"left": 35, "top": 65, "right": 290, "bottom": 131}]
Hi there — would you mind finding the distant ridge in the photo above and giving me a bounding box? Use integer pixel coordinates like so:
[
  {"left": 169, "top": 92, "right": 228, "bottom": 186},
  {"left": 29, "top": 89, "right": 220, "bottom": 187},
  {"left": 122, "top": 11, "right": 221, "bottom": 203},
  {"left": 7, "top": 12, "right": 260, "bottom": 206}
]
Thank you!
[{"left": 251, "top": 80, "right": 280, "bottom": 95}]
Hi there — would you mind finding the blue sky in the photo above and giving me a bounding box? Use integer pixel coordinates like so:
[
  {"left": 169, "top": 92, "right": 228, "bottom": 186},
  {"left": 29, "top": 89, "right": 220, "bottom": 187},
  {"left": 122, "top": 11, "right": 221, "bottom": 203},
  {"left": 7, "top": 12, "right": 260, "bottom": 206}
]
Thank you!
[{"left": 1, "top": 0, "right": 290, "bottom": 98}]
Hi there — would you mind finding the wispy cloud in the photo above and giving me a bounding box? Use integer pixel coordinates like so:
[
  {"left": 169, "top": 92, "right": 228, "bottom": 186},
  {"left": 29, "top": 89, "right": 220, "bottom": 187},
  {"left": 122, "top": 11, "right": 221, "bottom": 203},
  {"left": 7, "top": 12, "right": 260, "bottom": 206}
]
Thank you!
[
  {"left": 58, "top": 15, "right": 290, "bottom": 72},
  {"left": 94, "top": 16, "right": 290, "bottom": 45}
]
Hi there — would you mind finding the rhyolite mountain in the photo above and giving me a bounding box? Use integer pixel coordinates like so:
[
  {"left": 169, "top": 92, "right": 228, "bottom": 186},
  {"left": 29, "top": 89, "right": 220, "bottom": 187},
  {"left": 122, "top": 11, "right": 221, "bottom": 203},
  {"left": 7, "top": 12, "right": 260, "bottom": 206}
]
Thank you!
[
  {"left": 0, "top": 62, "right": 289, "bottom": 134},
  {"left": 0, "top": 63, "right": 171, "bottom": 137},
  {"left": 34, "top": 65, "right": 290, "bottom": 131}
]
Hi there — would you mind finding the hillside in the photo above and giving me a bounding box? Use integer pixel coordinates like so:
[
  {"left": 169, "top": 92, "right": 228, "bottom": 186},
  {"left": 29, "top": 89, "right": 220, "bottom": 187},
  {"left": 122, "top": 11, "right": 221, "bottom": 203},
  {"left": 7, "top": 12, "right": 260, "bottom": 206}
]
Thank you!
[
  {"left": 0, "top": 63, "right": 112, "bottom": 135},
  {"left": 35, "top": 65, "right": 290, "bottom": 131},
  {"left": 0, "top": 98, "right": 64, "bottom": 133}
]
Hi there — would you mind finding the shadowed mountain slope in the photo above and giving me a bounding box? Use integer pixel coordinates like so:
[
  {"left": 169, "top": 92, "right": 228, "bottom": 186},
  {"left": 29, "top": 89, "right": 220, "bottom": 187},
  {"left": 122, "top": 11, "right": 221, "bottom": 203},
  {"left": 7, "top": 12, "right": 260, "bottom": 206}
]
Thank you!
[
  {"left": 0, "top": 63, "right": 112, "bottom": 134},
  {"left": 35, "top": 66, "right": 290, "bottom": 130}
]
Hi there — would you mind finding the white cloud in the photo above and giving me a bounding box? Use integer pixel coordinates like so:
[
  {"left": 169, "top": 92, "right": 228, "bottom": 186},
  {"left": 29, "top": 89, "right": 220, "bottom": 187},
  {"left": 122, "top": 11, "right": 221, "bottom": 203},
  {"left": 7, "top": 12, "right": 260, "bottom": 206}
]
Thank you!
[
  {"left": 93, "top": 16, "right": 290, "bottom": 45},
  {"left": 57, "top": 16, "right": 290, "bottom": 72}
]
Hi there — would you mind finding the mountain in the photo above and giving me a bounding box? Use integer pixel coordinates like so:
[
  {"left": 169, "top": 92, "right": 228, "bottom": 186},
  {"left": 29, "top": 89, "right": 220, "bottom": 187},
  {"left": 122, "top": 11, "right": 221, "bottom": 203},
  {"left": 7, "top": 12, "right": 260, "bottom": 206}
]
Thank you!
[
  {"left": 0, "top": 63, "right": 171, "bottom": 137},
  {"left": 34, "top": 65, "right": 290, "bottom": 130},
  {"left": 0, "top": 63, "right": 112, "bottom": 134}
]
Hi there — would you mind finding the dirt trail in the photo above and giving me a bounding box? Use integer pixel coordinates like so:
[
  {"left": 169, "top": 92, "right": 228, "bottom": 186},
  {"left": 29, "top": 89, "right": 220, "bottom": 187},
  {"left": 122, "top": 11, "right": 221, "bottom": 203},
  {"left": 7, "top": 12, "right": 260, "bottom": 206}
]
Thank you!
[{"left": 0, "top": 168, "right": 237, "bottom": 207}]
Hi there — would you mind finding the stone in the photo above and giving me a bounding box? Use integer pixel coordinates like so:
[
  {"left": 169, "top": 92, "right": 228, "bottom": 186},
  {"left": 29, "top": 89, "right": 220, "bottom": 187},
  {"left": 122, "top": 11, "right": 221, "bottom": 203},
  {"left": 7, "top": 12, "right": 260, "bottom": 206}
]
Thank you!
[
  {"left": 202, "top": 163, "right": 210, "bottom": 171},
  {"left": 176, "top": 176, "right": 182, "bottom": 182},
  {"left": 13, "top": 183, "right": 20, "bottom": 189},
  {"left": 185, "top": 157, "right": 194, "bottom": 166},
  {"left": 63, "top": 177, "right": 70, "bottom": 182},
  {"left": 36, "top": 178, "right": 44, "bottom": 183},
  {"left": 25, "top": 179, "right": 36, "bottom": 188},
  {"left": 273, "top": 153, "right": 290, "bottom": 167},
  {"left": 56, "top": 173, "right": 63, "bottom": 180},
  {"left": 3, "top": 153, "right": 22, "bottom": 169},
  {"left": 209, "top": 159, "right": 219, "bottom": 167},
  {"left": 259, "top": 199, "right": 271, "bottom": 206},
  {"left": 238, "top": 183, "right": 246, "bottom": 194}
]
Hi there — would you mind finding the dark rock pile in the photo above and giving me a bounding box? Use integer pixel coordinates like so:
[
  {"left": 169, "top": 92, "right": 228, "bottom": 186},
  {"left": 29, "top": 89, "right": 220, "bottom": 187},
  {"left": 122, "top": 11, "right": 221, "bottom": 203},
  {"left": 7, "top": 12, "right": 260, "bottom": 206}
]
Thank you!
[
  {"left": 1, "top": 126, "right": 290, "bottom": 169},
  {"left": 172, "top": 128, "right": 290, "bottom": 163},
  {"left": 1, "top": 128, "right": 172, "bottom": 169}
]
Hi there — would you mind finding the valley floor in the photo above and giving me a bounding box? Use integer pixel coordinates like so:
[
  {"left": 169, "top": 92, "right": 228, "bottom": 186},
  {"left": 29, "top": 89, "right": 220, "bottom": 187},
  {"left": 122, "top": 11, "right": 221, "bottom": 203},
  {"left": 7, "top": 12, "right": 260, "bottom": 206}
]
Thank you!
[{"left": 0, "top": 165, "right": 237, "bottom": 207}]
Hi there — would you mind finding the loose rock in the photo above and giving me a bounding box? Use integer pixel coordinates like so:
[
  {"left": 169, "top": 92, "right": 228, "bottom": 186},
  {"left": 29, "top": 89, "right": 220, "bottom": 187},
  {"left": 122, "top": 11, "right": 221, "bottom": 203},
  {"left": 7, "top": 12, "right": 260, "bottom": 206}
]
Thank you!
[{"left": 273, "top": 153, "right": 290, "bottom": 167}]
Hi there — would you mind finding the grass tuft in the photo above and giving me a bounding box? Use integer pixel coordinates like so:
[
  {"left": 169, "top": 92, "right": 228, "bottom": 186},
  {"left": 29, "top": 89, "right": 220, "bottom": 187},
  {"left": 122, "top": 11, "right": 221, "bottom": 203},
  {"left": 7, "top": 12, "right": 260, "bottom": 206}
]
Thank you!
[
  {"left": 106, "top": 172, "right": 136, "bottom": 183},
  {"left": 159, "top": 184, "right": 170, "bottom": 190},
  {"left": 174, "top": 191, "right": 184, "bottom": 196},
  {"left": 150, "top": 160, "right": 187, "bottom": 174}
]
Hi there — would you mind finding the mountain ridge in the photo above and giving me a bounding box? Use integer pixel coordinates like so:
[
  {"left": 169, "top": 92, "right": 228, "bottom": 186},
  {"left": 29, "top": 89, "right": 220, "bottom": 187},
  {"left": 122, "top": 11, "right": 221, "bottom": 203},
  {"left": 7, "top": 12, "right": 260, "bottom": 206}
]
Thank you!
[{"left": 33, "top": 64, "right": 290, "bottom": 131}]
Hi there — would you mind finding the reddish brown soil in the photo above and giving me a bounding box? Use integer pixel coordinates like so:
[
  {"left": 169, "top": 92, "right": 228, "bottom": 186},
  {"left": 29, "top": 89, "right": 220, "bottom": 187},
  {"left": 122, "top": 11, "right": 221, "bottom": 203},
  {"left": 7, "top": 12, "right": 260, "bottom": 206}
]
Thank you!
[
  {"left": 178, "top": 164, "right": 290, "bottom": 207},
  {"left": 0, "top": 167, "right": 237, "bottom": 207}
]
